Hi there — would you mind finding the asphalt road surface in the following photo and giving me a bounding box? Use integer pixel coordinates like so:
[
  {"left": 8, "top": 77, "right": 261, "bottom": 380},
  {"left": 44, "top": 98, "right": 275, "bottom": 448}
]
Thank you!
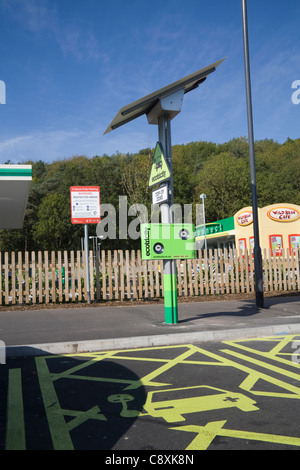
[{"left": 1, "top": 334, "right": 300, "bottom": 454}]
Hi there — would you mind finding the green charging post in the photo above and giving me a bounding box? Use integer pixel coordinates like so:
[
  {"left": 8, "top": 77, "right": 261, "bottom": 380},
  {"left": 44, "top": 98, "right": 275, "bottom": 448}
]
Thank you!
[
  {"left": 104, "top": 58, "right": 225, "bottom": 323},
  {"left": 141, "top": 223, "right": 196, "bottom": 323}
]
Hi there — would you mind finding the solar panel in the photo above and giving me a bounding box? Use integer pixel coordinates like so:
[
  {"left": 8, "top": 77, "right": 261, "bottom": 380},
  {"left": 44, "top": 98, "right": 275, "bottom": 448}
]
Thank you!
[{"left": 104, "top": 57, "right": 226, "bottom": 134}]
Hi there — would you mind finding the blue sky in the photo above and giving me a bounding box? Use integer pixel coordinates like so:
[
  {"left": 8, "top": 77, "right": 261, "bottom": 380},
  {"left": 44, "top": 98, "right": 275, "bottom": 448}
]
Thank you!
[{"left": 0, "top": 0, "right": 299, "bottom": 163}]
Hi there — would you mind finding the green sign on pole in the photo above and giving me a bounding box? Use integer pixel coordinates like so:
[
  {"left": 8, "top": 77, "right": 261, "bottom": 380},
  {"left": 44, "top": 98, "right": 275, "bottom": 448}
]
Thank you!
[
  {"left": 148, "top": 142, "right": 171, "bottom": 188},
  {"left": 141, "top": 223, "right": 195, "bottom": 324},
  {"left": 104, "top": 60, "right": 225, "bottom": 324},
  {"left": 141, "top": 223, "right": 196, "bottom": 260}
]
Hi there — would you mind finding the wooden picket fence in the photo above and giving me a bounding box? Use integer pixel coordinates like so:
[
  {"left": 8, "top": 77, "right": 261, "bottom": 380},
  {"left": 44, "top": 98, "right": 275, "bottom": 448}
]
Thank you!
[{"left": 0, "top": 248, "right": 299, "bottom": 305}]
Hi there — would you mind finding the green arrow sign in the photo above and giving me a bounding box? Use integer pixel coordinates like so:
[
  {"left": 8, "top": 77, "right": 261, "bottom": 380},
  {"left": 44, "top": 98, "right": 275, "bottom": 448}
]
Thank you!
[{"left": 148, "top": 142, "right": 171, "bottom": 188}]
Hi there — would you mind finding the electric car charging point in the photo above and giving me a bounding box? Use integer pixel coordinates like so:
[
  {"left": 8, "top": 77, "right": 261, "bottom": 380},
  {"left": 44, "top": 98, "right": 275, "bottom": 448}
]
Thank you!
[{"left": 104, "top": 58, "right": 226, "bottom": 324}]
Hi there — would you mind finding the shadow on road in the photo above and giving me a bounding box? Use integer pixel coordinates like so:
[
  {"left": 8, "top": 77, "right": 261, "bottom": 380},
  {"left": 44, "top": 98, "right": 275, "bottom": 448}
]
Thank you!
[
  {"left": 178, "top": 295, "right": 300, "bottom": 323},
  {"left": 0, "top": 347, "right": 147, "bottom": 450}
]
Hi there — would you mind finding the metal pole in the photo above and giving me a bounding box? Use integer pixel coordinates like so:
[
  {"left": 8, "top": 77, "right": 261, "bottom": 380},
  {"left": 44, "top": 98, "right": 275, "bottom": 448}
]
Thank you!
[
  {"left": 158, "top": 114, "right": 178, "bottom": 324},
  {"left": 241, "top": 0, "right": 264, "bottom": 308},
  {"left": 200, "top": 194, "right": 207, "bottom": 250},
  {"left": 84, "top": 224, "right": 91, "bottom": 304}
]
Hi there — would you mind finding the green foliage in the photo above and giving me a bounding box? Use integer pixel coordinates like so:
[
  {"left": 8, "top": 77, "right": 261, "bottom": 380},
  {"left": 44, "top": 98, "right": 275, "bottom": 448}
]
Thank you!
[
  {"left": 0, "top": 137, "right": 299, "bottom": 252},
  {"left": 32, "top": 193, "right": 72, "bottom": 250},
  {"left": 194, "top": 151, "right": 251, "bottom": 221}
]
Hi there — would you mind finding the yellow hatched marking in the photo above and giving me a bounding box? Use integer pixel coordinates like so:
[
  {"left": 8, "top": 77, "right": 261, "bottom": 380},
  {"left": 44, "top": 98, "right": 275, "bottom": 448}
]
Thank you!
[
  {"left": 172, "top": 420, "right": 300, "bottom": 450},
  {"left": 222, "top": 349, "right": 300, "bottom": 398},
  {"left": 52, "top": 351, "right": 119, "bottom": 381},
  {"left": 224, "top": 335, "right": 300, "bottom": 369},
  {"left": 222, "top": 347, "right": 300, "bottom": 383},
  {"left": 32, "top": 341, "right": 300, "bottom": 450},
  {"left": 124, "top": 345, "right": 213, "bottom": 390},
  {"left": 125, "top": 344, "right": 232, "bottom": 390},
  {"left": 59, "top": 405, "right": 107, "bottom": 431},
  {"left": 268, "top": 335, "right": 296, "bottom": 357}
]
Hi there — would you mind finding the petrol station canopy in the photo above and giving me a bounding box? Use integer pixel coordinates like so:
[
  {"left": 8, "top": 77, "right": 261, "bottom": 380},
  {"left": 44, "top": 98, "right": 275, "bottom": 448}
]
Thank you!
[
  {"left": 0, "top": 165, "right": 32, "bottom": 229},
  {"left": 104, "top": 58, "right": 226, "bottom": 134}
]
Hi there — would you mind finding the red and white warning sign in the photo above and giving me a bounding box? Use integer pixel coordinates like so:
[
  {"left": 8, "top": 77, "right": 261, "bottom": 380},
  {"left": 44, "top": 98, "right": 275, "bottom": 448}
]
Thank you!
[{"left": 70, "top": 186, "right": 100, "bottom": 224}]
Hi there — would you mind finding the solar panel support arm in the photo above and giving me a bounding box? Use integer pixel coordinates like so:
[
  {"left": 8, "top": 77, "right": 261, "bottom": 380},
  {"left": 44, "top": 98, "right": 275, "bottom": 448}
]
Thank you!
[{"left": 146, "top": 88, "right": 185, "bottom": 125}]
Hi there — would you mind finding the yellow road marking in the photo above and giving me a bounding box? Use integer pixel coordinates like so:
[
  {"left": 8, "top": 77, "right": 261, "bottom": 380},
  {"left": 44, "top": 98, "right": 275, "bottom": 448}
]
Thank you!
[
  {"left": 24, "top": 339, "right": 300, "bottom": 449},
  {"left": 172, "top": 420, "right": 300, "bottom": 450},
  {"left": 222, "top": 348, "right": 300, "bottom": 398},
  {"left": 224, "top": 335, "right": 300, "bottom": 368},
  {"left": 5, "top": 368, "right": 26, "bottom": 450},
  {"left": 35, "top": 357, "right": 74, "bottom": 450}
]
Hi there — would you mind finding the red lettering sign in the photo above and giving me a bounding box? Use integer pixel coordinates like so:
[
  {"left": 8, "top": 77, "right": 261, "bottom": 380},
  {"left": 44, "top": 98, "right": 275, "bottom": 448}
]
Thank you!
[{"left": 267, "top": 207, "right": 300, "bottom": 222}]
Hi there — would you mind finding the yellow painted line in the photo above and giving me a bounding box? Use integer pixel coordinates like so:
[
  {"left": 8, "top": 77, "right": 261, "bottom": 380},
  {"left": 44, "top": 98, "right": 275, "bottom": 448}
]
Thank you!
[
  {"left": 268, "top": 335, "right": 295, "bottom": 357},
  {"left": 124, "top": 345, "right": 201, "bottom": 391},
  {"left": 222, "top": 349, "right": 300, "bottom": 398},
  {"left": 172, "top": 420, "right": 228, "bottom": 450},
  {"left": 107, "top": 355, "right": 168, "bottom": 363},
  {"left": 54, "top": 373, "right": 138, "bottom": 386},
  {"left": 172, "top": 420, "right": 300, "bottom": 450},
  {"left": 224, "top": 336, "right": 300, "bottom": 369},
  {"left": 35, "top": 357, "right": 74, "bottom": 450},
  {"left": 51, "top": 349, "right": 150, "bottom": 388},
  {"left": 5, "top": 368, "right": 26, "bottom": 450},
  {"left": 222, "top": 348, "right": 300, "bottom": 383},
  {"left": 52, "top": 351, "right": 115, "bottom": 382},
  {"left": 61, "top": 405, "right": 107, "bottom": 431}
]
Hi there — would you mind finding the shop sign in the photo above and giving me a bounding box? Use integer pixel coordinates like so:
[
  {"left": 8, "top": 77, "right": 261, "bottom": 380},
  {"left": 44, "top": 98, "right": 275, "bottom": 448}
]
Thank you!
[
  {"left": 196, "top": 223, "right": 223, "bottom": 237},
  {"left": 236, "top": 211, "right": 253, "bottom": 226},
  {"left": 267, "top": 207, "right": 300, "bottom": 222}
]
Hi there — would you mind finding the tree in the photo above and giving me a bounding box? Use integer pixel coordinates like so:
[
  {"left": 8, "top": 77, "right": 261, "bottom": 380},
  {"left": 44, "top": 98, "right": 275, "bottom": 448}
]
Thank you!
[
  {"left": 32, "top": 193, "right": 72, "bottom": 250},
  {"left": 121, "top": 152, "right": 152, "bottom": 207},
  {"left": 194, "top": 152, "right": 251, "bottom": 222},
  {"left": 0, "top": 137, "right": 298, "bottom": 252}
]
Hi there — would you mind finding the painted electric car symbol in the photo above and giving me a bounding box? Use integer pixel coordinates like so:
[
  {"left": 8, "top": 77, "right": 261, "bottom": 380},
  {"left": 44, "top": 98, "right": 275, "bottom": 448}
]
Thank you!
[
  {"left": 143, "top": 385, "right": 258, "bottom": 423},
  {"left": 108, "top": 394, "right": 139, "bottom": 418}
]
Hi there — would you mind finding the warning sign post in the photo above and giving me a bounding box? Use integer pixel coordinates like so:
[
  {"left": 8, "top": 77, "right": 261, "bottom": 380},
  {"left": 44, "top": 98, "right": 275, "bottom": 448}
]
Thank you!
[{"left": 70, "top": 186, "right": 100, "bottom": 304}]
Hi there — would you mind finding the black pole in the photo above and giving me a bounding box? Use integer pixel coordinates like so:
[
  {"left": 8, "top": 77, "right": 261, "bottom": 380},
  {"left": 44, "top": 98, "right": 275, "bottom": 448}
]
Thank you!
[{"left": 241, "top": 0, "right": 264, "bottom": 308}]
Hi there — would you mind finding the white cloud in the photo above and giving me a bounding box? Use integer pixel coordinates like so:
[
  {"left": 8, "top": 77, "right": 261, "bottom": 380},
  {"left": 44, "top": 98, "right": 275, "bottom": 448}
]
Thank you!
[{"left": 0, "top": 129, "right": 85, "bottom": 162}]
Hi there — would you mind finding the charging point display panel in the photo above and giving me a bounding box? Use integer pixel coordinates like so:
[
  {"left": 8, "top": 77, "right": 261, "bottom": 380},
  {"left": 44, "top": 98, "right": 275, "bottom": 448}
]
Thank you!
[{"left": 141, "top": 223, "right": 196, "bottom": 260}]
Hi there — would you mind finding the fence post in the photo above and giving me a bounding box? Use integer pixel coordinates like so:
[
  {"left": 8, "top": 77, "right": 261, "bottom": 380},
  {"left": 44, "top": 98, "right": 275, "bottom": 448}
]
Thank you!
[
  {"left": 70, "top": 251, "right": 76, "bottom": 301},
  {"left": 38, "top": 251, "right": 43, "bottom": 303},
  {"left": 76, "top": 250, "right": 82, "bottom": 301},
  {"left": 101, "top": 250, "right": 106, "bottom": 301},
  {"left": 198, "top": 250, "right": 204, "bottom": 295},
  {"left": 44, "top": 251, "right": 49, "bottom": 304},
  {"left": 119, "top": 250, "right": 124, "bottom": 301},
  {"left": 0, "top": 248, "right": 299, "bottom": 306},
  {"left": 11, "top": 252, "right": 16, "bottom": 305},
  {"left": 125, "top": 250, "right": 131, "bottom": 300},
  {"left": 131, "top": 250, "right": 137, "bottom": 300}
]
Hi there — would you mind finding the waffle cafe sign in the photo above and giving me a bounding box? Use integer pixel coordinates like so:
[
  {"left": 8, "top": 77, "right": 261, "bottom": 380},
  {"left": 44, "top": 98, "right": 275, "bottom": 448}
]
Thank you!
[
  {"left": 236, "top": 211, "right": 253, "bottom": 226},
  {"left": 267, "top": 207, "right": 300, "bottom": 222}
]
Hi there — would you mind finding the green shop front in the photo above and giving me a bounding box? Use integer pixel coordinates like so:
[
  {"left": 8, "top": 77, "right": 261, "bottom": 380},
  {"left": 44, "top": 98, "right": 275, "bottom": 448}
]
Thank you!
[{"left": 195, "top": 216, "right": 236, "bottom": 252}]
